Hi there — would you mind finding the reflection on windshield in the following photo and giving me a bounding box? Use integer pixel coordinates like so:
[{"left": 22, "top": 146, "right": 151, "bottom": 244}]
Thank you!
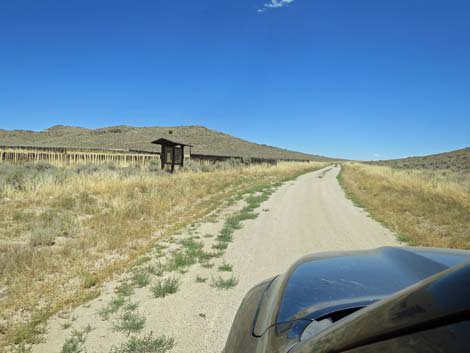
[{"left": 260, "top": 299, "right": 378, "bottom": 352}]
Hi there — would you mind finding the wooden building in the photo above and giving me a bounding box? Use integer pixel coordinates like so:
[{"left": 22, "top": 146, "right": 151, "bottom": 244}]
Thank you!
[{"left": 151, "top": 138, "right": 192, "bottom": 173}]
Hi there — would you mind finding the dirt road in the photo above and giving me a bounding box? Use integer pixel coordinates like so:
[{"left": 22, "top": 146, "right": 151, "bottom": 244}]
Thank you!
[{"left": 32, "top": 165, "right": 398, "bottom": 353}]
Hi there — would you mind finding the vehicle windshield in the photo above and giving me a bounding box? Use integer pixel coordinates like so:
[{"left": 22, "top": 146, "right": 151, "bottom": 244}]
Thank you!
[
  {"left": 251, "top": 296, "right": 382, "bottom": 353},
  {"left": 276, "top": 249, "right": 438, "bottom": 324}
]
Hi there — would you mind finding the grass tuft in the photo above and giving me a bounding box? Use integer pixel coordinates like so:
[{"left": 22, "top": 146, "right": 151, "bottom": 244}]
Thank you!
[
  {"left": 212, "top": 241, "right": 228, "bottom": 251},
  {"left": 217, "top": 262, "right": 233, "bottom": 272},
  {"left": 151, "top": 277, "right": 180, "bottom": 298},
  {"left": 115, "top": 283, "right": 135, "bottom": 297},
  {"left": 109, "top": 332, "right": 175, "bottom": 353},
  {"left": 132, "top": 272, "right": 150, "bottom": 288},
  {"left": 211, "top": 275, "right": 239, "bottom": 290},
  {"left": 99, "top": 296, "right": 126, "bottom": 320},
  {"left": 113, "top": 310, "right": 146, "bottom": 337},
  {"left": 61, "top": 325, "right": 93, "bottom": 353}
]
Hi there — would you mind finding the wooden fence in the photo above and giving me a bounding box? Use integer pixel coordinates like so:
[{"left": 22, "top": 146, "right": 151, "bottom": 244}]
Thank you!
[
  {"left": 0, "top": 146, "right": 160, "bottom": 166},
  {"left": 0, "top": 146, "right": 310, "bottom": 167},
  {"left": 191, "top": 153, "right": 279, "bottom": 165}
]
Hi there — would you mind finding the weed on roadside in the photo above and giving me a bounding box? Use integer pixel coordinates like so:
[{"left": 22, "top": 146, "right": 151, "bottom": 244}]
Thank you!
[
  {"left": 217, "top": 262, "right": 233, "bottom": 272},
  {"left": 99, "top": 296, "right": 126, "bottom": 320},
  {"left": 115, "top": 283, "right": 135, "bottom": 297},
  {"left": 132, "top": 272, "right": 150, "bottom": 288},
  {"left": 61, "top": 325, "right": 93, "bottom": 353},
  {"left": 216, "top": 227, "right": 234, "bottom": 243},
  {"left": 165, "top": 251, "right": 196, "bottom": 272},
  {"left": 143, "top": 263, "right": 164, "bottom": 277},
  {"left": 210, "top": 186, "right": 275, "bottom": 253},
  {"left": 211, "top": 275, "right": 239, "bottom": 290},
  {"left": 108, "top": 332, "right": 175, "bottom": 353},
  {"left": 151, "top": 277, "right": 180, "bottom": 298},
  {"left": 212, "top": 241, "right": 228, "bottom": 251},
  {"left": 123, "top": 301, "right": 139, "bottom": 312},
  {"left": 12, "top": 311, "right": 48, "bottom": 345},
  {"left": 113, "top": 310, "right": 146, "bottom": 337},
  {"left": 166, "top": 237, "right": 218, "bottom": 273}
]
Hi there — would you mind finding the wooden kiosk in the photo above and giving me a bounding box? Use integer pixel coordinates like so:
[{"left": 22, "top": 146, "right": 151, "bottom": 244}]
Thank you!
[{"left": 151, "top": 138, "right": 192, "bottom": 173}]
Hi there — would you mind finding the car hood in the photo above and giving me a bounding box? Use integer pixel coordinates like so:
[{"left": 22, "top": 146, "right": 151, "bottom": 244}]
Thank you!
[{"left": 252, "top": 246, "right": 470, "bottom": 347}]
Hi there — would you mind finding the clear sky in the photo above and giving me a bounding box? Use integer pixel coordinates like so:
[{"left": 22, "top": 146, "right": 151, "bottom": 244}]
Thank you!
[{"left": 0, "top": 0, "right": 469, "bottom": 160}]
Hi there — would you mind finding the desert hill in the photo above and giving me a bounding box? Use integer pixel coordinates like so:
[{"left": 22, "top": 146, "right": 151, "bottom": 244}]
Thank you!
[
  {"left": 368, "top": 147, "right": 470, "bottom": 172},
  {"left": 0, "top": 125, "right": 335, "bottom": 162}
]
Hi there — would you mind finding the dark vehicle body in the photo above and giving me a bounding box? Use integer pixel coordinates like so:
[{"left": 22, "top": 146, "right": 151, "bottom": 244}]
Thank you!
[{"left": 224, "top": 246, "right": 470, "bottom": 353}]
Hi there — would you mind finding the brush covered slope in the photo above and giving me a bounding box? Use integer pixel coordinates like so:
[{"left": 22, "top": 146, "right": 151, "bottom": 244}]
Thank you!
[
  {"left": 0, "top": 125, "right": 334, "bottom": 162},
  {"left": 368, "top": 147, "right": 470, "bottom": 172}
]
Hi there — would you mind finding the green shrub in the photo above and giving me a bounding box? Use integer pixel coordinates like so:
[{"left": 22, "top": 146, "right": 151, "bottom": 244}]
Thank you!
[
  {"left": 115, "top": 283, "right": 135, "bottom": 297},
  {"left": 152, "top": 277, "right": 180, "bottom": 298},
  {"left": 211, "top": 275, "right": 238, "bottom": 290},
  {"left": 109, "top": 332, "right": 175, "bottom": 353},
  {"left": 61, "top": 326, "right": 92, "bottom": 353},
  {"left": 165, "top": 251, "right": 196, "bottom": 272},
  {"left": 81, "top": 272, "right": 98, "bottom": 289},
  {"left": 212, "top": 241, "right": 228, "bottom": 251},
  {"left": 99, "top": 296, "right": 126, "bottom": 320},
  {"left": 113, "top": 310, "right": 146, "bottom": 336},
  {"left": 132, "top": 272, "right": 150, "bottom": 288},
  {"left": 144, "top": 263, "right": 164, "bottom": 277},
  {"left": 217, "top": 262, "right": 233, "bottom": 272}
]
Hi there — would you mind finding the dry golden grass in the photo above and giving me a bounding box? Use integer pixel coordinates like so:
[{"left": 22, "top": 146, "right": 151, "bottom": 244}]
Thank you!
[
  {"left": 339, "top": 163, "right": 470, "bottom": 249},
  {"left": 0, "top": 161, "right": 326, "bottom": 348}
]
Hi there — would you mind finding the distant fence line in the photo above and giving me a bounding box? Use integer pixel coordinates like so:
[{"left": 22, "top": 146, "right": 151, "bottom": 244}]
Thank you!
[
  {"left": 0, "top": 145, "right": 310, "bottom": 166},
  {"left": 0, "top": 146, "right": 160, "bottom": 165},
  {"left": 190, "top": 153, "right": 311, "bottom": 165}
]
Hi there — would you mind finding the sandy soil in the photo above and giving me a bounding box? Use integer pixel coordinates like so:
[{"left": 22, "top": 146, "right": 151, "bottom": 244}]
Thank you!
[{"left": 30, "top": 165, "right": 398, "bottom": 353}]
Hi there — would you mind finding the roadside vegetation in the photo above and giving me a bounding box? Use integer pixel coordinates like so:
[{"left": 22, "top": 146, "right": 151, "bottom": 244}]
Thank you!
[
  {"left": 211, "top": 275, "right": 239, "bottom": 290},
  {"left": 338, "top": 163, "right": 470, "bottom": 249},
  {"left": 367, "top": 147, "right": 470, "bottom": 173},
  {"left": 0, "top": 160, "right": 326, "bottom": 350},
  {"left": 108, "top": 332, "right": 175, "bottom": 353}
]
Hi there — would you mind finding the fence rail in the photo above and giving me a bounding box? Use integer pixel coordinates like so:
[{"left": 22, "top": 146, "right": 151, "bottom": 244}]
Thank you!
[
  {"left": 0, "top": 146, "right": 160, "bottom": 165},
  {"left": 0, "top": 146, "right": 310, "bottom": 166}
]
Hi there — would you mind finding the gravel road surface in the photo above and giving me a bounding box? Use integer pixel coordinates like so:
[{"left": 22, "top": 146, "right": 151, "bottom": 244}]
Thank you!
[{"left": 32, "top": 165, "right": 398, "bottom": 353}]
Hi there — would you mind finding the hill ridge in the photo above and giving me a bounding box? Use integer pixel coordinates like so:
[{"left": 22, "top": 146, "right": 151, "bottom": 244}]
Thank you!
[
  {"left": 369, "top": 147, "right": 470, "bottom": 172},
  {"left": 0, "top": 125, "right": 334, "bottom": 162}
]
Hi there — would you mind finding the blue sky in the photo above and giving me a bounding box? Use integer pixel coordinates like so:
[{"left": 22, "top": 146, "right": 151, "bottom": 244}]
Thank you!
[{"left": 0, "top": 0, "right": 469, "bottom": 160}]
